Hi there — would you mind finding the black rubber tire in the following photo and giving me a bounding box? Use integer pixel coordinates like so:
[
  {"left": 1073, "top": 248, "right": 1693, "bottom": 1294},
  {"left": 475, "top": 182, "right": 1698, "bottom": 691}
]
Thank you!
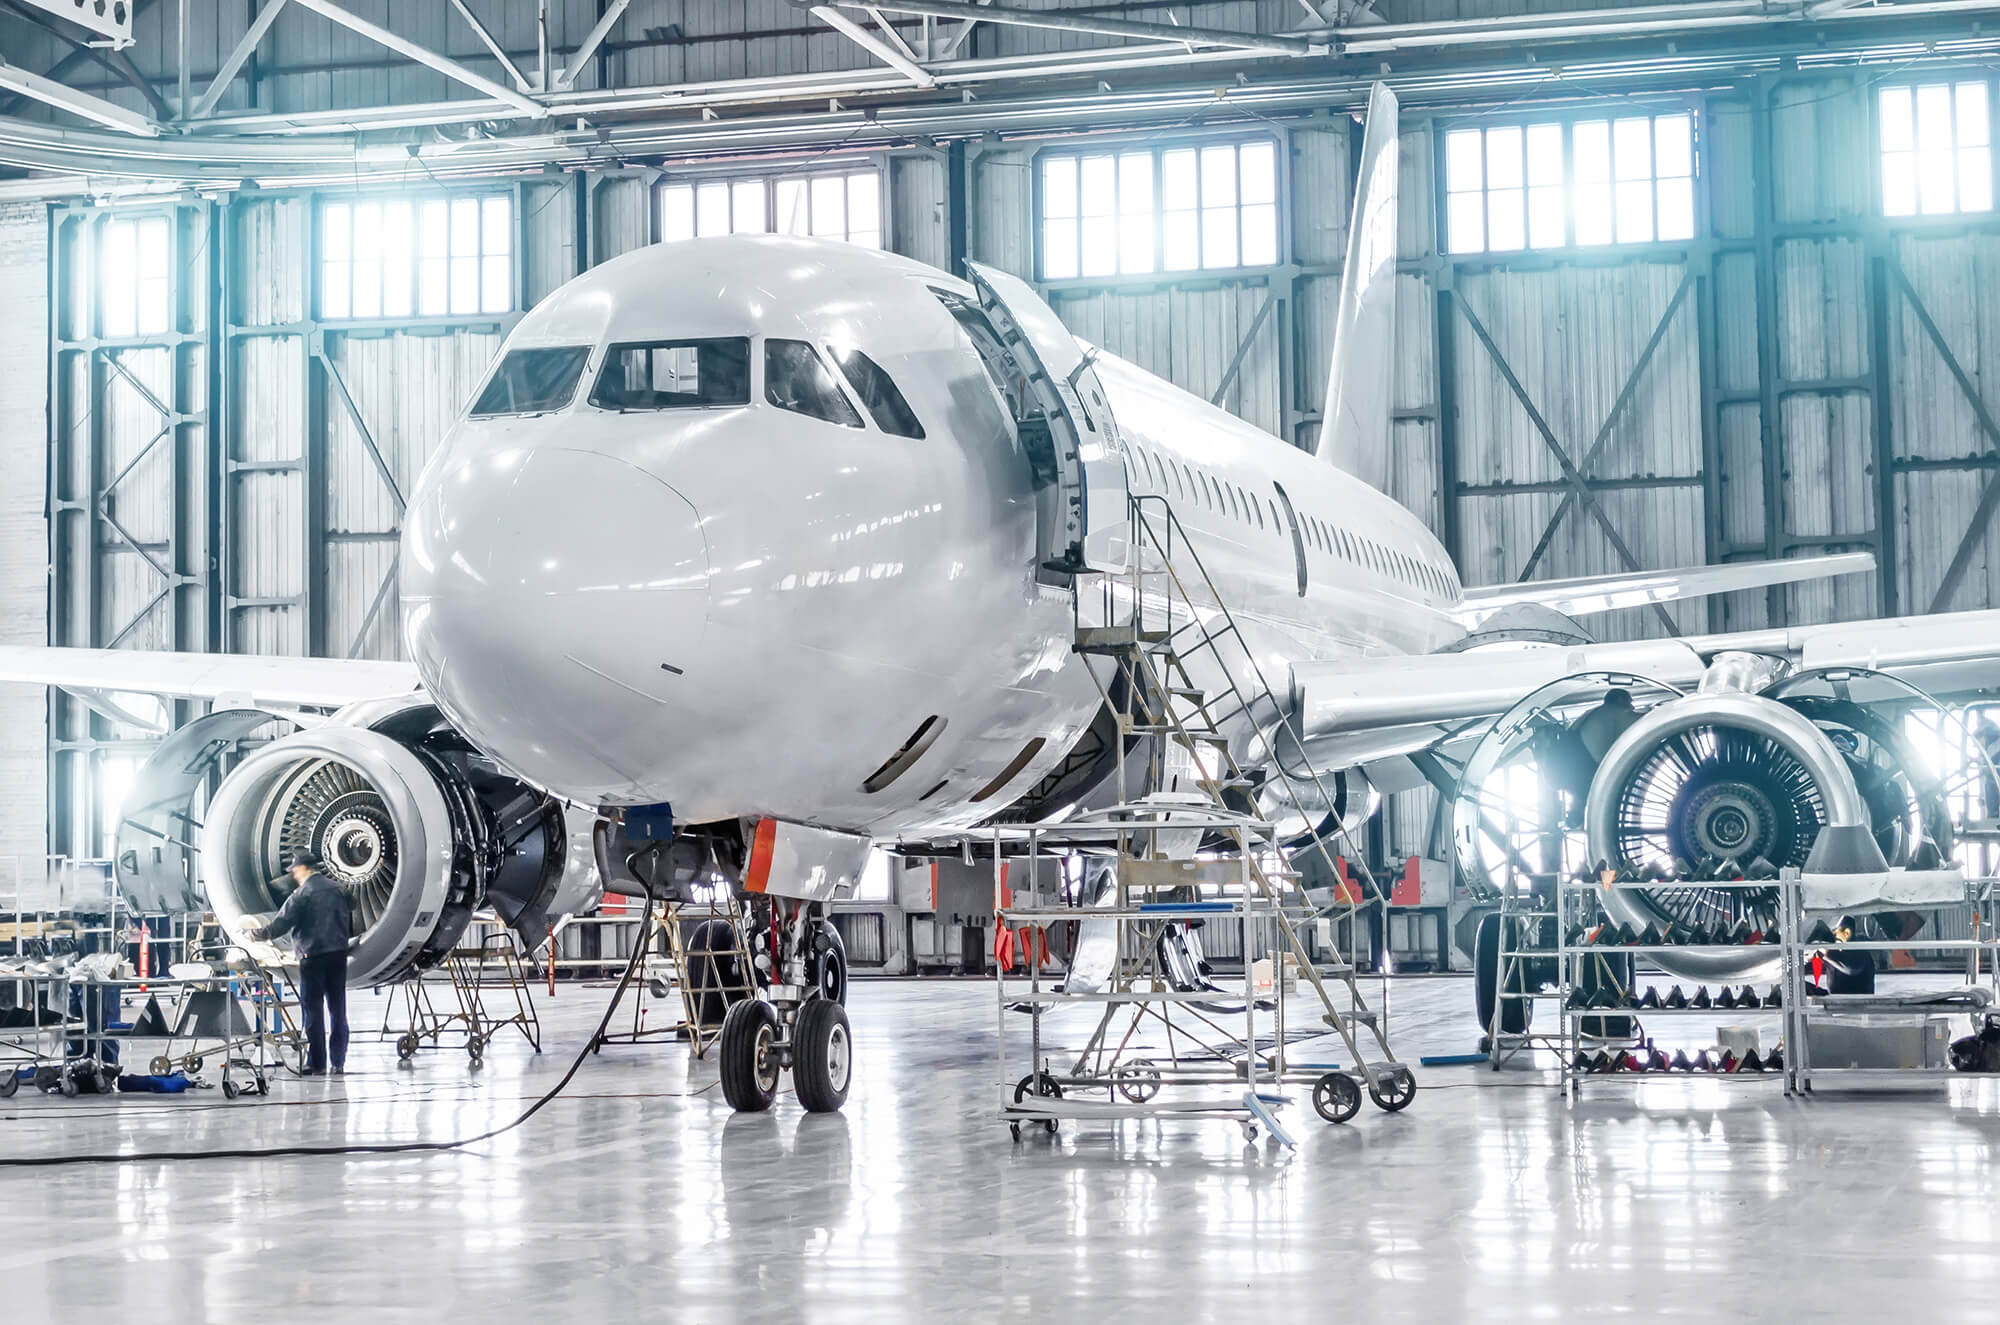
[
  {"left": 1368, "top": 1065, "right": 1417, "bottom": 1113},
  {"left": 718, "top": 999, "right": 781, "bottom": 1113},
  {"left": 792, "top": 998, "right": 853, "bottom": 1113},
  {"left": 1474, "top": 913, "right": 1532, "bottom": 1036},
  {"left": 1312, "top": 1071, "right": 1363, "bottom": 1123},
  {"left": 221, "top": 1079, "right": 238, "bottom": 1100},
  {"left": 395, "top": 1033, "right": 419, "bottom": 1061},
  {"left": 59, "top": 1073, "right": 78, "bottom": 1098},
  {"left": 810, "top": 921, "right": 849, "bottom": 1006}
]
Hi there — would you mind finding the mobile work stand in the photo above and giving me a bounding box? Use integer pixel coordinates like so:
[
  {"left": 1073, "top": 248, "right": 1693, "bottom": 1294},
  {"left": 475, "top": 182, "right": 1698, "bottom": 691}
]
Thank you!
[
  {"left": 590, "top": 891, "right": 759, "bottom": 1059},
  {"left": 994, "top": 803, "right": 1414, "bottom": 1144},
  {"left": 386, "top": 931, "right": 542, "bottom": 1065}
]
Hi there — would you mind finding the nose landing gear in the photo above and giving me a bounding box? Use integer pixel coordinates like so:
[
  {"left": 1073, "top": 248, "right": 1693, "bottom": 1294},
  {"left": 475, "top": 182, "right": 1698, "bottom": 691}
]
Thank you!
[{"left": 716, "top": 902, "right": 854, "bottom": 1113}]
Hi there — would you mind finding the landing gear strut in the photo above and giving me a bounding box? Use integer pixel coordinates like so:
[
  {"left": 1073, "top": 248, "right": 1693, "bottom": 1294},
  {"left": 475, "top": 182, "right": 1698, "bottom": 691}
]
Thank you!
[{"left": 716, "top": 900, "right": 853, "bottom": 1113}]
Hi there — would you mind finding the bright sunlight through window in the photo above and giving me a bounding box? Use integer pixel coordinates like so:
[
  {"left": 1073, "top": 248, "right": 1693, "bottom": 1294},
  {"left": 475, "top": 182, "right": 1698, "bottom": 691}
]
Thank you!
[
  {"left": 320, "top": 195, "right": 513, "bottom": 321},
  {"left": 1040, "top": 139, "right": 1279, "bottom": 280},
  {"left": 1880, "top": 81, "right": 1992, "bottom": 217},
  {"left": 100, "top": 215, "right": 170, "bottom": 338},
  {"left": 1445, "top": 112, "right": 1696, "bottom": 254},
  {"left": 660, "top": 169, "right": 883, "bottom": 248}
]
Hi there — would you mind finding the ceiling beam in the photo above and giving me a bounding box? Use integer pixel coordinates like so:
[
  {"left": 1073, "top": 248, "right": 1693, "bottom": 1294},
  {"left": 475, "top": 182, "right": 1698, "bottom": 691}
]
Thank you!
[
  {"left": 812, "top": 5, "right": 936, "bottom": 87},
  {"left": 287, "top": 0, "right": 547, "bottom": 117},
  {"left": 828, "top": 0, "right": 1326, "bottom": 56},
  {"left": 0, "top": 0, "right": 168, "bottom": 118},
  {"left": 447, "top": 0, "right": 532, "bottom": 93},
  {"left": 0, "top": 54, "right": 159, "bottom": 134},
  {"left": 556, "top": 0, "right": 633, "bottom": 90},
  {"left": 190, "top": 0, "right": 290, "bottom": 119}
]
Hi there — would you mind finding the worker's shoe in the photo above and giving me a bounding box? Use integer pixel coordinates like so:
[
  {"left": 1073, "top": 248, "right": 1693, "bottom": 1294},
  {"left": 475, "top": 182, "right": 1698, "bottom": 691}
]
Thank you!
[
  {"left": 1691, "top": 987, "right": 1713, "bottom": 1009},
  {"left": 1664, "top": 985, "right": 1689, "bottom": 1010}
]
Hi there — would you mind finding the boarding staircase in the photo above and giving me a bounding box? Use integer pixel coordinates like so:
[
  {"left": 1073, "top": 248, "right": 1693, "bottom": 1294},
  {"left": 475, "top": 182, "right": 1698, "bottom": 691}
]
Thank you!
[{"left": 1066, "top": 492, "right": 1409, "bottom": 1097}]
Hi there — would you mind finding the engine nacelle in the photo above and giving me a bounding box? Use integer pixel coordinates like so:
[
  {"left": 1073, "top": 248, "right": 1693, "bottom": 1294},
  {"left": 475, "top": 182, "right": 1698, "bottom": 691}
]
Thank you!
[{"left": 200, "top": 701, "right": 594, "bottom": 987}]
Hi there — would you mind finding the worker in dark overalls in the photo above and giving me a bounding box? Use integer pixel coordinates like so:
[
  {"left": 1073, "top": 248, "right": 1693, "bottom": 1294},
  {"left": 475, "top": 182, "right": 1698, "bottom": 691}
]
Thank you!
[{"left": 247, "top": 851, "right": 354, "bottom": 1077}]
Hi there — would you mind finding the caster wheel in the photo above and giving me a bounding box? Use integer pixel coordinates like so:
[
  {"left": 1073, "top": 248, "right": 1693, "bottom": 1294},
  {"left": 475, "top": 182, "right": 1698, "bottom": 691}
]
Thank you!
[
  {"left": 1240, "top": 1121, "right": 1259, "bottom": 1143},
  {"left": 467, "top": 1037, "right": 485, "bottom": 1065},
  {"left": 395, "top": 1032, "right": 420, "bottom": 1062},
  {"left": 1010, "top": 1122, "right": 1023, "bottom": 1142},
  {"left": 256, "top": 1074, "right": 270, "bottom": 1095},
  {"left": 59, "top": 1074, "right": 79, "bottom": 1098},
  {"left": 1368, "top": 1065, "right": 1417, "bottom": 1113},
  {"left": 1113, "top": 1062, "right": 1162, "bottom": 1103},
  {"left": 149, "top": 1055, "right": 172, "bottom": 1076},
  {"left": 718, "top": 999, "right": 781, "bottom": 1112},
  {"left": 187, "top": 1055, "right": 204, "bottom": 1073},
  {"left": 222, "top": 1079, "right": 239, "bottom": 1100},
  {"left": 96, "top": 1070, "right": 116, "bottom": 1096},
  {"left": 1013, "top": 1072, "right": 1062, "bottom": 1134},
  {"left": 0, "top": 1069, "right": 17, "bottom": 1099},
  {"left": 792, "top": 998, "right": 853, "bottom": 1113},
  {"left": 1312, "top": 1071, "right": 1363, "bottom": 1124},
  {"left": 648, "top": 978, "right": 671, "bottom": 1000}
]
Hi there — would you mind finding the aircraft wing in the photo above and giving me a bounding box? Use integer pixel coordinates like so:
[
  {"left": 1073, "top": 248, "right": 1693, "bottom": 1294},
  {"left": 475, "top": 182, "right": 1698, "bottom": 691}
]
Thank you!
[
  {"left": 1454, "top": 551, "right": 1875, "bottom": 628},
  {"left": 0, "top": 646, "right": 421, "bottom": 710},
  {"left": 1294, "top": 607, "right": 2000, "bottom": 750}
]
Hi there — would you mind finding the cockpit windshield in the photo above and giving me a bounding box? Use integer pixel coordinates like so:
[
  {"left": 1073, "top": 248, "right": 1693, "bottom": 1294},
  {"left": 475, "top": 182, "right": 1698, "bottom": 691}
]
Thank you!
[
  {"left": 468, "top": 346, "right": 591, "bottom": 417},
  {"left": 591, "top": 337, "right": 751, "bottom": 410}
]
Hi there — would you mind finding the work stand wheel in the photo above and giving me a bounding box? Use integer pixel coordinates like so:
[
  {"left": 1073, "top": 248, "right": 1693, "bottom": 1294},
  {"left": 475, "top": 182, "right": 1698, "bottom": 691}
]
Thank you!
[
  {"left": 221, "top": 1078, "right": 239, "bottom": 1100},
  {"left": 1368, "top": 1065, "right": 1417, "bottom": 1113},
  {"left": 467, "top": 1035, "right": 486, "bottom": 1068},
  {"left": 1112, "top": 1062, "right": 1162, "bottom": 1104},
  {"left": 148, "top": 1055, "right": 172, "bottom": 1076},
  {"left": 1013, "top": 1071, "right": 1063, "bottom": 1135},
  {"left": 792, "top": 998, "right": 852, "bottom": 1114},
  {"left": 719, "top": 999, "right": 782, "bottom": 1113},
  {"left": 1312, "top": 1071, "right": 1363, "bottom": 1124},
  {"left": 395, "top": 1032, "right": 420, "bottom": 1062}
]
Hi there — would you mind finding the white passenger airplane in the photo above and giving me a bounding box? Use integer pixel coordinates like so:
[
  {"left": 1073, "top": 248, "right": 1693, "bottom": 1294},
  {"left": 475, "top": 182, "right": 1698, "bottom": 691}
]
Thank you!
[{"left": 5, "top": 85, "right": 1999, "bottom": 1110}]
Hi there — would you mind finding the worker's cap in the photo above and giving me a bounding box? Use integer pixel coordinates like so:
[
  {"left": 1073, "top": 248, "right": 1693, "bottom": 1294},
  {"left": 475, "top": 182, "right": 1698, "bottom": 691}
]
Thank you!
[{"left": 290, "top": 850, "right": 322, "bottom": 870}]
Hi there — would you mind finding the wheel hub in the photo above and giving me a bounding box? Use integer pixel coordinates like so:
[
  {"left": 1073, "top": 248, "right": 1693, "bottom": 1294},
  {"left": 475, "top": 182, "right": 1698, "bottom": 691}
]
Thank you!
[{"left": 825, "top": 1022, "right": 850, "bottom": 1090}]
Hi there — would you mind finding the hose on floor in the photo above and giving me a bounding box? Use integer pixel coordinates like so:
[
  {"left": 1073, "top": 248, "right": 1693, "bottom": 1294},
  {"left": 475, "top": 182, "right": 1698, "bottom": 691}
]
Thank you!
[{"left": 0, "top": 892, "right": 663, "bottom": 1167}]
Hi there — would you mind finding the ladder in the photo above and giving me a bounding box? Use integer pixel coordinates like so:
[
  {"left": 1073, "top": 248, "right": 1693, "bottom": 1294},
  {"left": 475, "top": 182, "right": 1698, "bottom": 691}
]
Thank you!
[{"left": 1071, "top": 492, "right": 1405, "bottom": 1087}]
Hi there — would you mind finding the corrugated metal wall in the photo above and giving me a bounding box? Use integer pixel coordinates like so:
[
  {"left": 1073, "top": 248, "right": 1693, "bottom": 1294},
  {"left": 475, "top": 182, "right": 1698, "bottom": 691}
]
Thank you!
[{"left": 0, "top": 203, "right": 49, "bottom": 892}]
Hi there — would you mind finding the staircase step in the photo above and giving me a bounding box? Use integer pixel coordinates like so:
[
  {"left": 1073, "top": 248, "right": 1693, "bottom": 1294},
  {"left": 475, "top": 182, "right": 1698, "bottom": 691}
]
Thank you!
[{"left": 1075, "top": 626, "right": 1170, "bottom": 652}]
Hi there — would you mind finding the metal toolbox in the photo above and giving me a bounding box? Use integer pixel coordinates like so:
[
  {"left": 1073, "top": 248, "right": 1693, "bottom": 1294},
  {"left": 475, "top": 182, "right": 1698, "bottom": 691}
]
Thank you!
[{"left": 1805, "top": 1015, "right": 1951, "bottom": 1070}]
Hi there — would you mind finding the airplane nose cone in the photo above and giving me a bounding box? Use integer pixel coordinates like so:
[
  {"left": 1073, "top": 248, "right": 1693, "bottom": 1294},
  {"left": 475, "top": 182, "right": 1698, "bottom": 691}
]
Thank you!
[{"left": 402, "top": 446, "right": 710, "bottom": 799}]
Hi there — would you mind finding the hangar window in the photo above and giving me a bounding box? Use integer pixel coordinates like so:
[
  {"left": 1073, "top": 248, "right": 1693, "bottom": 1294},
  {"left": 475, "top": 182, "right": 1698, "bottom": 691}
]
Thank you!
[
  {"left": 660, "top": 169, "right": 883, "bottom": 248},
  {"left": 591, "top": 338, "right": 751, "bottom": 410},
  {"left": 831, "top": 347, "right": 925, "bottom": 438},
  {"left": 766, "top": 339, "right": 864, "bottom": 427},
  {"left": 1879, "top": 81, "right": 1992, "bottom": 216},
  {"left": 100, "top": 214, "right": 170, "bottom": 337},
  {"left": 320, "top": 194, "right": 512, "bottom": 320},
  {"left": 1443, "top": 112, "right": 1696, "bottom": 254},
  {"left": 1039, "top": 138, "right": 1279, "bottom": 280}
]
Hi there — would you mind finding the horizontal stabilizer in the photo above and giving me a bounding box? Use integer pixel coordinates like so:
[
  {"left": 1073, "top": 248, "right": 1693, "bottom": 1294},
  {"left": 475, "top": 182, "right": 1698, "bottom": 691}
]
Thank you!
[{"left": 1454, "top": 552, "right": 1875, "bottom": 629}]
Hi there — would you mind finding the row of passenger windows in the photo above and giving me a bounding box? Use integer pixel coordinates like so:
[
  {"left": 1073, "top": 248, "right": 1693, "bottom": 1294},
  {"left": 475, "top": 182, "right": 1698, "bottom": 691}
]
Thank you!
[
  {"left": 467, "top": 337, "right": 924, "bottom": 438},
  {"left": 1126, "top": 444, "right": 1456, "bottom": 600}
]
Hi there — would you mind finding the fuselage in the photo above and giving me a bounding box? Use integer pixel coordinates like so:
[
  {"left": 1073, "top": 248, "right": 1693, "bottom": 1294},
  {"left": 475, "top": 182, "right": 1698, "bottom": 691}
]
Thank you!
[{"left": 400, "top": 235, "right": 1464, "bottom": 837}]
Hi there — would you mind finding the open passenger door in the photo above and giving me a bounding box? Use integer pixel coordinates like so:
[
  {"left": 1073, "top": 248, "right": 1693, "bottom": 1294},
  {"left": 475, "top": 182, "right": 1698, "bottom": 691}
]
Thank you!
[{"left": 964, "top": 262, "right": 1132, "bottom": 581}]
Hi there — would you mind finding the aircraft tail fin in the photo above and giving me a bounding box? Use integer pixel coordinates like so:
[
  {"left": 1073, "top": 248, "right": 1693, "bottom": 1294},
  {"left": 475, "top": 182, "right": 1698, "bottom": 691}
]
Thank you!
[{"left": 1315, "top": 82, "right": 1400, "bottom": 488}]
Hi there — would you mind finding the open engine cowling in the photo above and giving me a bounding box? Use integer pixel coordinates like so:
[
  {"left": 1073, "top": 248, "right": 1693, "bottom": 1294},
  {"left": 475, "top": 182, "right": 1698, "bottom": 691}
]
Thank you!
[{"left": 201, "top": 701, "right": 595, "bottom": 987}]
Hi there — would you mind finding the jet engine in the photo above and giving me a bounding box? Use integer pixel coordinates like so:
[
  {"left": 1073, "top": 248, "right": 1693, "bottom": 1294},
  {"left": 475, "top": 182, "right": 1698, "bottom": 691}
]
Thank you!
[{"left": 193, "top": 699, "right": 596, "bottom": 987}]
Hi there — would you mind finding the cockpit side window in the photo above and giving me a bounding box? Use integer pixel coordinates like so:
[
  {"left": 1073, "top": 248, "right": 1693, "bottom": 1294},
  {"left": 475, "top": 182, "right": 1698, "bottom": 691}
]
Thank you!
[
  {"left": 765, "top": 339, "right": 863, "bottom": 427},
  {"left": 468, "top": 346, "right": 591, "bottom": 417},
  {"left": 831, "top": 347, "right": 925, "bottom": 439},
  {"left": 591, "top": 338, "right": 750, "bottom": 410}
]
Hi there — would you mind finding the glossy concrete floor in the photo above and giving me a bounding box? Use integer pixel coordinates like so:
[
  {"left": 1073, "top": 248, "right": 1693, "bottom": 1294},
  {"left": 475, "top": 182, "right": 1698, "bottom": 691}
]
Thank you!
[{"left": 4, "top": 973, "right": 2000, "bottom": 1321}]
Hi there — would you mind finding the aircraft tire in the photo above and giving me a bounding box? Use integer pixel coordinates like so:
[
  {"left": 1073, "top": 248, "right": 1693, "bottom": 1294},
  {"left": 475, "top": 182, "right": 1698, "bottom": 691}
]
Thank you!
[
  {"left": 719, "top": 999, "right": 780, "bottom": 1112},
  {"left": 792, "top": 998, "right": 852, "bottom": 1114}
]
